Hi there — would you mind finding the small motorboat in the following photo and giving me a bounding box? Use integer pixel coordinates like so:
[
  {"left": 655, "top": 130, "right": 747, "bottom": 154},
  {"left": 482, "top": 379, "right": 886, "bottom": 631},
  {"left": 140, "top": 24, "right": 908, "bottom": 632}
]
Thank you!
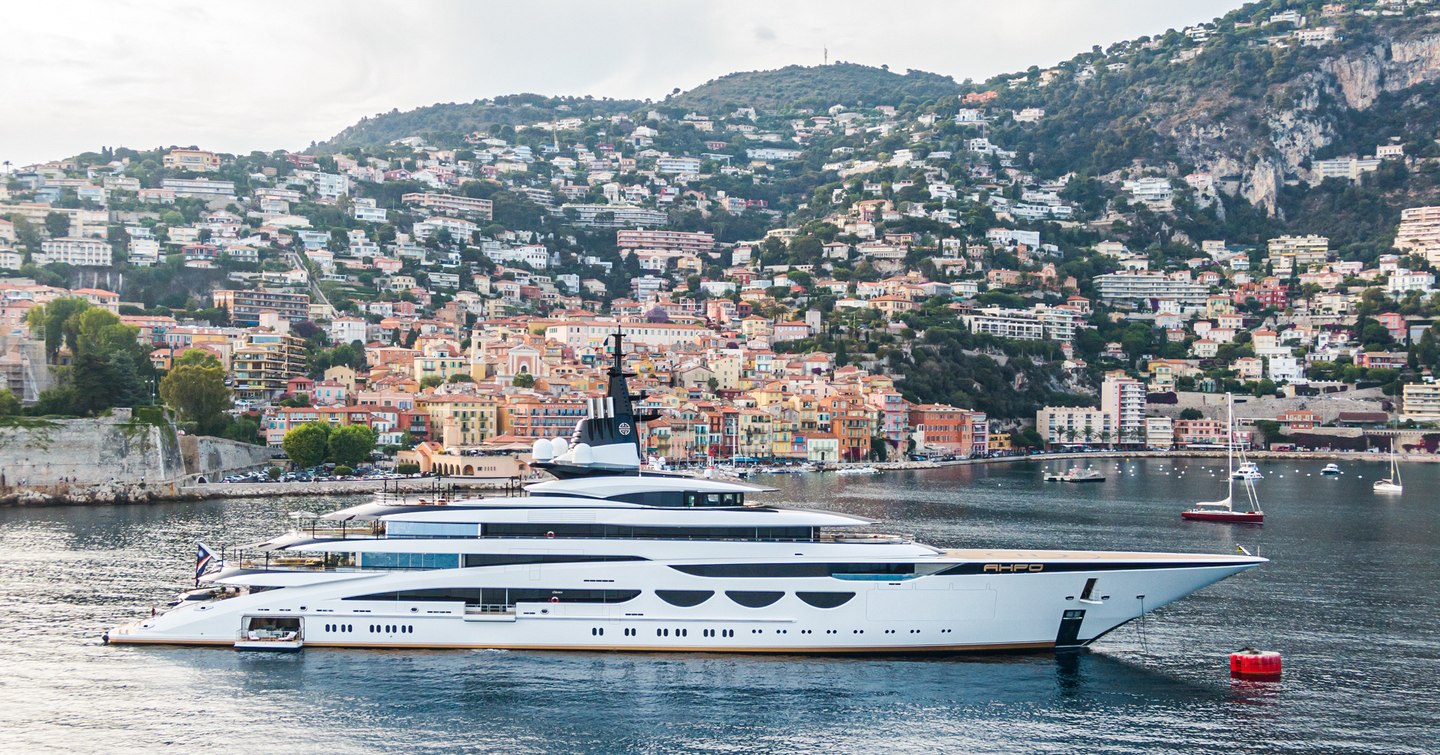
[
  {"left": 1046, "top": 468, "right": 1106, "bottom": 483},
  {"left": 835, "top": 465, "right": 880, "bottom": 476},
  {"left": 1320, "top": 463, "right": 1341, "bottom": 476},
  {"left": 1232, "top": 462, "right": 1262, "bottom": 480}
]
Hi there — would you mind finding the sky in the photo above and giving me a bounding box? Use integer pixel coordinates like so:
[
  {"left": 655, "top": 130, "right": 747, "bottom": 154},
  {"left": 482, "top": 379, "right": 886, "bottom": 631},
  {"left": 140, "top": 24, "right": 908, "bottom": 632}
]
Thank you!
[{"left": 1, "top": 0, "right": 1243, "bottom": 167}]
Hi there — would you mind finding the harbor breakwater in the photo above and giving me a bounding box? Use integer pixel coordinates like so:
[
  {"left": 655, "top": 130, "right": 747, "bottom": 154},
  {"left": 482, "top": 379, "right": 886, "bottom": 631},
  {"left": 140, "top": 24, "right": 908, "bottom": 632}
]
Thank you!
[{"left": 0, "top": 410, "right": 276, "bottom": 506}]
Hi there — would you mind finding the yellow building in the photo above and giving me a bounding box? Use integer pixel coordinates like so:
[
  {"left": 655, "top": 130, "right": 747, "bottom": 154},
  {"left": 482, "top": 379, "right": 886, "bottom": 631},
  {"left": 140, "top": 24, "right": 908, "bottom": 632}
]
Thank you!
[
  {"left": 417, "top": 393, "right": 499, "bottom": 447},
  {"left": 231, "top": 330, "right": 306, "bottom": 401}
]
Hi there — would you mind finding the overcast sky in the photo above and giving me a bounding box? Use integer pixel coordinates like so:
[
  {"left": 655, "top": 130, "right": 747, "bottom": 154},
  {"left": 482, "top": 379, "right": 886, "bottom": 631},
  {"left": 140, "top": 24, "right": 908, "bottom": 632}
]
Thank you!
[{"left": 2, "top": 0, "right": 1242, "bottom": 167}]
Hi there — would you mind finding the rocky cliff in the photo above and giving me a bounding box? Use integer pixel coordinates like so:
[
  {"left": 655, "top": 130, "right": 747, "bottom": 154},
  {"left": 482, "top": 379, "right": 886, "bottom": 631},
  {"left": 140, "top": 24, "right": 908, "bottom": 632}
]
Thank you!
[{"left": 1156, "top": 26, "right": 1440, "bottom": 215}]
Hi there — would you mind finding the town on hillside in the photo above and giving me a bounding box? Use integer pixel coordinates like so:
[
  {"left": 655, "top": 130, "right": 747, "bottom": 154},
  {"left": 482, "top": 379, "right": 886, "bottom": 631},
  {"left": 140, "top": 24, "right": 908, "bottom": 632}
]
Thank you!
[{"left": 6, "top": 0, "right": 1440, "bottom": 472}]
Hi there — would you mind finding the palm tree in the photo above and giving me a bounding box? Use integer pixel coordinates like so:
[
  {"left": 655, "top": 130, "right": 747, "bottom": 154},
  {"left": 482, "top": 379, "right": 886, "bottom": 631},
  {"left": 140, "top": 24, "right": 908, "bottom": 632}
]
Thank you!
[
  {"left": 1099, "top": 429, "right": 1112, "bottom": 448},
  {"left": 1063, "top": 427, "right": 1078, "bottom": 447}
]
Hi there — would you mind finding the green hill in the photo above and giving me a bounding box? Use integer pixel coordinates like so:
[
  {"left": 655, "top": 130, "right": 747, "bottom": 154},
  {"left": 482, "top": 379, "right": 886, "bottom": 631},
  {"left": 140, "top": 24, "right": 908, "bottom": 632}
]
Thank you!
[
  {"left": 316, "top": 94, "right": 642, "bottom": 152},
  {"left": 665, "top": 63, "right": 962, "bottom": 113}
]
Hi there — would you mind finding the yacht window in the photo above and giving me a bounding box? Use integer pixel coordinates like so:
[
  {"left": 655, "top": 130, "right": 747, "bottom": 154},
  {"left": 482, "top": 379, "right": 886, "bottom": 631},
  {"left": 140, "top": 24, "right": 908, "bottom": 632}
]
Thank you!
[
  {"left": 725, "top": 591, "right": 784, "bottom": 608},
  {"left": 655, "top": 590, "right": 714, "bottom": 607},
  {"left": 358, "top": 552, "right": 461, "bottom": 570},
  {"left": 343, "top": 587, "right": 641, "bottom": 605},
  {"left": 797, "top": 591, "right": 856, "bottom": 609},
  {"left": 462, "top": 554, "right": 646, "bottom": 568},
  {"left": 387, "top": 521, "right": 480, "bottom": 539},
  {"left": 482, "top": 523, "right": 812, "bottom": 542},
  {"left": 671, "top": 563, "right": 917, "bottom": 578}
]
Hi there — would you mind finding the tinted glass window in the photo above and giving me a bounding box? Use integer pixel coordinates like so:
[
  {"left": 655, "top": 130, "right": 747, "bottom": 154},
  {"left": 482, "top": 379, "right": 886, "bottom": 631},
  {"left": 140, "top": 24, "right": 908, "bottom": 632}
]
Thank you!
[
  {"left": 725, "top": 590, "right": 784, "bottom": 608},
  {"left": 655, "top": 590, "right": 714, "bottom": 607},
  {"left": 797, "top": 591, "right": 855, "bottom": 609}
]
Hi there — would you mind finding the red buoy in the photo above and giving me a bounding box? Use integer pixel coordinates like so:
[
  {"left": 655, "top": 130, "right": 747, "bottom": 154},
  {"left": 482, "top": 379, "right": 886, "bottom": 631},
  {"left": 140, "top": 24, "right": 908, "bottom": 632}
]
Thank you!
[{"left": 1230, "top": 647, "right": 1282, "bottom": 679}]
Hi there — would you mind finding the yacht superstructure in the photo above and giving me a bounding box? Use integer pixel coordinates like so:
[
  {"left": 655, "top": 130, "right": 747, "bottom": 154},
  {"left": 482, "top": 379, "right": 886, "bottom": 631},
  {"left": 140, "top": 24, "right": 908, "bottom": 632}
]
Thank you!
[{"left": 106, "top": 335, "right": 1264, "bottom": 654}]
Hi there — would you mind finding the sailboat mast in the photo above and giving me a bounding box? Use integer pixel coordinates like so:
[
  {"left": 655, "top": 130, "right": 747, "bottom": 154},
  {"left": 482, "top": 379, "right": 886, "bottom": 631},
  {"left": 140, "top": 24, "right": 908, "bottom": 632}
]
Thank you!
[{"left": 1226, "top": 393, "right": 1235, "bottom": 499}]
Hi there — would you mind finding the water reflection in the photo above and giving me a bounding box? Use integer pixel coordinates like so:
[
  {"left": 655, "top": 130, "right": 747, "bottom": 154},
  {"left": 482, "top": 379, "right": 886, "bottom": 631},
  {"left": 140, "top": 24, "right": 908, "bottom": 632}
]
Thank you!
[{"left": 1, "top": 459, "right": 1437, "bottom": 752}]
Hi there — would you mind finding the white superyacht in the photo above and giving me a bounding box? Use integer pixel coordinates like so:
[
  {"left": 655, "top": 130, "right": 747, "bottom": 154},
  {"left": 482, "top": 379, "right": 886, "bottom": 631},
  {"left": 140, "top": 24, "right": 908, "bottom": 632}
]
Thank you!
[{"left": 106, "top": 335, "right": 1264, "bottom": 654}]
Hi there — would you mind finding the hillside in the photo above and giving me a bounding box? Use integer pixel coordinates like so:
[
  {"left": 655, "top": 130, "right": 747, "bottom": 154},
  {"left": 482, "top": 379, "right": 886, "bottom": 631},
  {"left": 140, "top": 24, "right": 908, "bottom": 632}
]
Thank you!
[
  {"left": 317, "top": 94, "right": 642, "bottom": 152},
  {"left": 987, "top": 0, "right": 1440, "bottom": 221},
  {"left": 665, "top": 63, "right": 962, "bottom": 113}
]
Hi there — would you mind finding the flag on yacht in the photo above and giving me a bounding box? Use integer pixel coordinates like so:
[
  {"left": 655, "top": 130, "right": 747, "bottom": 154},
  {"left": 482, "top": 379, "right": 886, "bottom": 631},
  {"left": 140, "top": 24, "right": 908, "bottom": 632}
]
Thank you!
[{"left": 196, "top": 542, "right": 221, "bottom": 581}]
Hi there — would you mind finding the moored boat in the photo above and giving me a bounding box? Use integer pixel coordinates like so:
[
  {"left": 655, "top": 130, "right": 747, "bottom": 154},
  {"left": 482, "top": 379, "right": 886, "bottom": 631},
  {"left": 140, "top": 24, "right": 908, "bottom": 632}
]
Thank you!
[
  {"left": 1183, "top": 394, "right": 1264, "bottom": 525},
  {"left": 106, "top": 334, "right": 1265, "bottom": 655}
]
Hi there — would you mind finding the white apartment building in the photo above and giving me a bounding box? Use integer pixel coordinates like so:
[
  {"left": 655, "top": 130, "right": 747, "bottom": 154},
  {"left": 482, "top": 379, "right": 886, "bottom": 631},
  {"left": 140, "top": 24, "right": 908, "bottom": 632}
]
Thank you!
[
  {"left": 1101, "top": 374, "right": 1147, "bottom": 445},
  {"left": 329, "top": 317, "right": 368, "bottom": 346},
  {"left": 745, "top": 148, "right": 804, "bottom": 161},
  {"left": 401, "top": 192, "right": 494, "bottom": 220},
  {"left": 1146, "top": 416, "right": 1175, "bottom": 450},
  {"left": 1092, "top": 273, "right": 1209, "bottom": 309},
  {"left": 1267, "top": 234, "right": 1331, "bottom": 271},
  {"left": 314, "top": 173, "right": 350, "bottom": 199},
  {"left": 413, "top": 216, "right": 480, "bottom": 242},
  {"left": 1122, "top": 177, "right": 1175, "bottom": 208},
  {"left": 127, "top": 238, "right": 160, "bottom": 266},
  {"left": 352, "top": 197, "right": 388, "bottom": 223},
  {"left": 961, "top": 305, "right": 1079, "bottom": 343},
  {"left": 560, "top": 204, "right": 668, "bottom": 229},
  {"left": 484, "top": 245, "right": 550, "bottom": 269},
  {"left": 160, "top": 178, "right": 236, "bottom": 198},
  {"left": 544, "top": 321, "right": 710, "bottom": 350},
  {"left": 1313, "top": 156, "right": 1380, "bottom": 181},
  {"left": 1389, "top": 269, "right": 1435, "bottom": 294},
  {"left": 1395, "top": 205, "right": 1440, "bottom": 264},
  {"left": 38, "top": 237, "right": 111, "bottom": 266},
  {"left": 616, "top": 229, "right": 715, "bottom": 254},
  {"left": 656, "top": 156, "right": 702, "bottom": 175},
  {"left": 1036, "top": 406, "right": 1114, "bottom": 447},
  {"left": 1402, "top": 382, "right": 1440, "bottom": 422}
]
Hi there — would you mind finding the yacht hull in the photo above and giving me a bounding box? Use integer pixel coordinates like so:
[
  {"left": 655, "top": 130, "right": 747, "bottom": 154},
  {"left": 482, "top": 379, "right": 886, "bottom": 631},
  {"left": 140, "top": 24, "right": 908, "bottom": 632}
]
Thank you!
[
  {"left": 1181, "top": 510, "right": 1264, "bottom": 524},
  {"left": 106, "top": 555, "right": 1262, "bottom": 654}
]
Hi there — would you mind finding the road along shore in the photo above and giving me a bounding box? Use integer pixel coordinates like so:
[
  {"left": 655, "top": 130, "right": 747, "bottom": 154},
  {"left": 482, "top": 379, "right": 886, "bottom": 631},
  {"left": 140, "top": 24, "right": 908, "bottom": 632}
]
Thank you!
[{"left": 0, "top": 475, "right": 522, "bottom": 507}]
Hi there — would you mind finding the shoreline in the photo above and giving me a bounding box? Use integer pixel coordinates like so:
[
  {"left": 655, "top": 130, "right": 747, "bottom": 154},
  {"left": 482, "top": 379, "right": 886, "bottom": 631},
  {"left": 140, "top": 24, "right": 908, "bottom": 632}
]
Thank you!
[
  {"left": 0, "top": 475, "right": 523, "bottom": 508},
  {"left": 879, "top": 448, "right": 1440, "bottom": 470},
  {"left": 3, "top": 449, "right": 1430, "bottom": 507}
]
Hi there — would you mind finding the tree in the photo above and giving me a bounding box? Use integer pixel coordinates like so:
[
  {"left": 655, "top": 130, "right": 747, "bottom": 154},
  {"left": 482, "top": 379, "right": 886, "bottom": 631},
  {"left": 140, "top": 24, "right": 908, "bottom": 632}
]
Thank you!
[
  {"left": 26, "top": 299, "right": 151, "bottom": 415},
  {"left": 159, "top": 350, "right": 232, "bottom": 434},
  {"left": 0, "top": 388, "right": 19, "bottom": 417},
  {"left": 327, "top": 424, "right": 376, "bottom": 467},
  {"left": 511, "top": 372, "right": 536, "bottom": 388},
  {"left": 283, "top": 422, "right": 331, "bottom": 468},
  {"left": 1179, "top": 408, "right": 1204, "bottom": 420},
  {"left": 26, "top": 297, "right": 92, "bottom": 360},
  {"left": 419, "top": 375, "right": 444, "bottom": 389},
  {"left": 44, "top": 211, "right": 70, "bottom": 239}
]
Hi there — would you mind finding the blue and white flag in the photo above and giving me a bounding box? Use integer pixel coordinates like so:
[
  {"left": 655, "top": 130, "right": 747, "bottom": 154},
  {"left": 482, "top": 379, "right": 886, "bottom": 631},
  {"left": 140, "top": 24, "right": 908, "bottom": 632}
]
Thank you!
[{"left": 196, "top": 542, "right": 222, "bottom": 581}]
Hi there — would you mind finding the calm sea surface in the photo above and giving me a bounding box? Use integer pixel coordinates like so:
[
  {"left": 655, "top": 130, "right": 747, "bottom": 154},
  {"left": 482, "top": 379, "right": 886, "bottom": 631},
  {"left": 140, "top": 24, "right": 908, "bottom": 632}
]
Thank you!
[{"left": 1, "top": 458, "right": 1437, "bottom": 754}]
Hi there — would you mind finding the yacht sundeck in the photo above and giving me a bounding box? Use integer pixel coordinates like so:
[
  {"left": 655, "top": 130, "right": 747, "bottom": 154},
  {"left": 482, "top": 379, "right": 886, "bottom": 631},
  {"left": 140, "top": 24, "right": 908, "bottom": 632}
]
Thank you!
[{"left": 106, "top": 335, "right": 1264, "bottom": 654}]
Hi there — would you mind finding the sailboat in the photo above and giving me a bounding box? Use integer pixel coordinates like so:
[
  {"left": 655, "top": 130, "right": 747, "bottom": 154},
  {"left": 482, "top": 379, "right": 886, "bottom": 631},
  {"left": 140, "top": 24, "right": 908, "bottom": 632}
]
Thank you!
[
  {"left": 1183, "top": 394, "right": 1264, "bottom": 524},
  {"left": 1373, "top": 429, "right": 1403, "bottom": 495}
]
